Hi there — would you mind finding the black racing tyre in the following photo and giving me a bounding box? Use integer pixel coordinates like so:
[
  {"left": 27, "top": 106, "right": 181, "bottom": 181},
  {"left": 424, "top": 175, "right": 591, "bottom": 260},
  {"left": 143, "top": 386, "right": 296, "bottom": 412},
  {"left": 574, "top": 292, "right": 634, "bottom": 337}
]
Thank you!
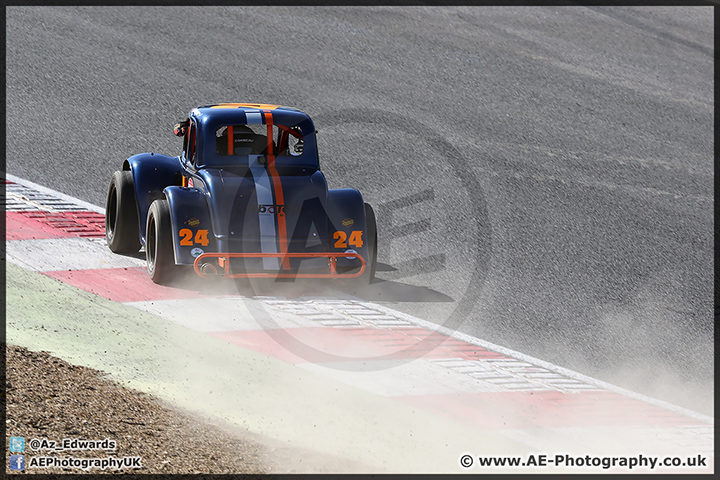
[
  {"left": 105, "top": 170, "right": 141, "bottom": 254},
  {"left": 146, "top": 199, "right": 178, "bottom": 284},
  {"left": 362, "top": 202, "right": 378, "bottom": 283}
]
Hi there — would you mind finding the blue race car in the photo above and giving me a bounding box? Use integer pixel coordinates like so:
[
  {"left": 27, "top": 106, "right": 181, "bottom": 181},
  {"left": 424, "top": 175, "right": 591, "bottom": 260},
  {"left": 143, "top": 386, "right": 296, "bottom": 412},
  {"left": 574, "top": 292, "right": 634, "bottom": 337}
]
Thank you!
[{"left": 105, "top": 103, "right": 377, "bottom": 285}]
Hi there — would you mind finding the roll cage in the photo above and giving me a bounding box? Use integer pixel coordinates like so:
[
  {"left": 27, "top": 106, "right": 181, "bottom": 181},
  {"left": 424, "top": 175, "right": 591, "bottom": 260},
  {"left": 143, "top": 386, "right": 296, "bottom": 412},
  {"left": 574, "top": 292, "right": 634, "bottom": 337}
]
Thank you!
[{"left": 175, "top": 105, "right": 316, "bottom": 170}]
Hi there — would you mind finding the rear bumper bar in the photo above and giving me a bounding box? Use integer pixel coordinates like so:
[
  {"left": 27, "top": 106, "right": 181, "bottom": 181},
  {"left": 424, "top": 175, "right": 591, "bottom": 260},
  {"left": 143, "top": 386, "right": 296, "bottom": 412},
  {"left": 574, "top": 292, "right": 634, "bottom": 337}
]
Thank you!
[{"left": 193, "top": 251, "right": 366, "bottom": 278}]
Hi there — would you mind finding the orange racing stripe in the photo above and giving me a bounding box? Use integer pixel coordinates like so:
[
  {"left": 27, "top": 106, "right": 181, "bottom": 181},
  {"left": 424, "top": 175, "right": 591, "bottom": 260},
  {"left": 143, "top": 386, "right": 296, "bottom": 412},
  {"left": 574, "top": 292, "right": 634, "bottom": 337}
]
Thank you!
[
  {"left": 263, "top": 110, "right": 291, "bottom": 270},
  {"left": 210, "top": 103, "right": 282, "bottom": 110}
]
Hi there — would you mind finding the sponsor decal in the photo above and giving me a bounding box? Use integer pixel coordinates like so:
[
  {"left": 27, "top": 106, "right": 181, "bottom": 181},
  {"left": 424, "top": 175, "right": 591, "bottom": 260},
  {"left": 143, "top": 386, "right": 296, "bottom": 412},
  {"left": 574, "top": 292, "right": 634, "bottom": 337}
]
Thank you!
[
  {"left": 188, "top": 217, "right": 200, "bottom": 227},
  {"left": 191, "top": 248, "right": 204, "bottom": 258},
  {"left": 188, "top": 178, "right": 194, "bottom": 188},
  {"left": 344, "top": 248, "right": 358, "bottom": 260},
  {"left": 258, "top": 204, "right": 301, "bottom": 216},
  {"left": 342, "top": 217, "right": 354, "bottom": 227}
]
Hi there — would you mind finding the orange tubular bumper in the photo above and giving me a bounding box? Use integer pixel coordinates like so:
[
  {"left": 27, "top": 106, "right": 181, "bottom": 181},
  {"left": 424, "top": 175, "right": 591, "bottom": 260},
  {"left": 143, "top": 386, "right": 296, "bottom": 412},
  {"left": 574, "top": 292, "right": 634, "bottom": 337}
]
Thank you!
[{"left": 193, "top": 252, "right": 366, "bottom": 279}]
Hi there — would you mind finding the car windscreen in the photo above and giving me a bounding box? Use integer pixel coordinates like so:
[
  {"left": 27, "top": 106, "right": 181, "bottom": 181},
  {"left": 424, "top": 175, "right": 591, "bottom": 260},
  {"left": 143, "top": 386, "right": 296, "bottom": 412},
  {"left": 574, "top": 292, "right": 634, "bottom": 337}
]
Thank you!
[{"left": 201, "top": 123, "right": 312, "bottom": 168}]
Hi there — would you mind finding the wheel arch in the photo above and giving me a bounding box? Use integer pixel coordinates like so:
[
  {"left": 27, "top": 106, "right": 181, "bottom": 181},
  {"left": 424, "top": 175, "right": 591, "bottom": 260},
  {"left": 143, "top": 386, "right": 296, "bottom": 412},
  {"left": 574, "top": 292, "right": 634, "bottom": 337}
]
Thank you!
[
  {"left": 327, "top": 188, "right": 371, "bottom": 270},
  {"left": 124, "top": 153, "right": 183, "bottom": 243},
  {"left": 163, "top": 186, "right": 216, "bottom": 265}
]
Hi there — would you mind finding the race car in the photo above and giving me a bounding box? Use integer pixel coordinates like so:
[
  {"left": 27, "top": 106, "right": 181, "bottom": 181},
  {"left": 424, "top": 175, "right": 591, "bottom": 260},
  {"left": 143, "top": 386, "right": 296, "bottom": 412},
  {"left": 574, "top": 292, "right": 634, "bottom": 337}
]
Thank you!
[{"left": 105, "top": 103, "right": 377, "bottom": 285}]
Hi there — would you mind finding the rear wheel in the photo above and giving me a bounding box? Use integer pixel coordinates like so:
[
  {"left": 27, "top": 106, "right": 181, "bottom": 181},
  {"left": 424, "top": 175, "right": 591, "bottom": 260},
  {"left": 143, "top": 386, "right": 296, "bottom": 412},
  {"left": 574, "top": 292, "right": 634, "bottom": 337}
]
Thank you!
[
  {"left": 105, "top": 170, "right": 141, "bottom": 253},
  {"left": 146, "top": 199, "right": 178, "bottom": 284},
  {"left": 362, "top": 202, "right": 378, "bottom": 283}
]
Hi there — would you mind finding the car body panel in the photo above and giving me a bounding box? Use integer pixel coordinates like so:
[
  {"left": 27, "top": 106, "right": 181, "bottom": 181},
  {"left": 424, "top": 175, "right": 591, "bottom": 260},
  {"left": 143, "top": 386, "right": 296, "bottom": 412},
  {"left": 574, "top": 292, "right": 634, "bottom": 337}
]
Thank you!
[
  {"left": 125, "top": 153, "right": 182, "bottom": 245},
  {"left": 163, "top": 186, "right": 216, "bottom": 265},
  {"left": 327, "top": 188, "right": 369, "bottom": 270}
]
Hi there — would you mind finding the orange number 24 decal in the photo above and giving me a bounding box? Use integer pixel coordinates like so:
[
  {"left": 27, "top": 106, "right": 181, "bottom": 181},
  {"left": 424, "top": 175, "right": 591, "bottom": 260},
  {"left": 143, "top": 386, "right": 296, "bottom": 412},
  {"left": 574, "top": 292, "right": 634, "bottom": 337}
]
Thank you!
[
  {"left": 333, "top": 230, "right": 364, "bottom": 248},
  {"left": 179, "top": 228, "right": 209, "bottom": 246}
]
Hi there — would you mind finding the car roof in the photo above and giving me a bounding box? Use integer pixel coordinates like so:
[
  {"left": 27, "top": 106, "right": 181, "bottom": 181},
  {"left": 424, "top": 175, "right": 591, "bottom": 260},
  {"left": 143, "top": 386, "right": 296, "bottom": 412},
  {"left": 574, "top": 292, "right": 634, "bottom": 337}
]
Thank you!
[{"left": 190, "top": 103, "right": 311, "bottom": 126}]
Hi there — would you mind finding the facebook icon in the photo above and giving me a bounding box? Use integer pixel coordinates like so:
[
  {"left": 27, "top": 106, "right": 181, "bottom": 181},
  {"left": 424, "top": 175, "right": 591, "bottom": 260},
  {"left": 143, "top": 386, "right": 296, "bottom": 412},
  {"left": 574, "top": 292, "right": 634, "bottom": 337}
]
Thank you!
[{"left": 9, "top": 455, "right": 25, "bottom": 471}]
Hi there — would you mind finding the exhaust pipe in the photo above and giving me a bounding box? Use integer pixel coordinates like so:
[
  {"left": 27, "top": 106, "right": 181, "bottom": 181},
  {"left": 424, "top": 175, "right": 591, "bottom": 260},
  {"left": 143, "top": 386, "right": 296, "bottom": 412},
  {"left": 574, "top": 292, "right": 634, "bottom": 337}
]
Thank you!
[{"left": 199, "top": 262, "right": 219, "bottom": 276}]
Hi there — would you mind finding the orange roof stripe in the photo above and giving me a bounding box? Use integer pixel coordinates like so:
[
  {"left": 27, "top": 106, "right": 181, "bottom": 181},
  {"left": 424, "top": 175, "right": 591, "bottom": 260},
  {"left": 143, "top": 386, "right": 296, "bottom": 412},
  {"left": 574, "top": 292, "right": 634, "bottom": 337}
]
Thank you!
[{"left": 209, "top": 103, "right": 282, "bottom": 110}]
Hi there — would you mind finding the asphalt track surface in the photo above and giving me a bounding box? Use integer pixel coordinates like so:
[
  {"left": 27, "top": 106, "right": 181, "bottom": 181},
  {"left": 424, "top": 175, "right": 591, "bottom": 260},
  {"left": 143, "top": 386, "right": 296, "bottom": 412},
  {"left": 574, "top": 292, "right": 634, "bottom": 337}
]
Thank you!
[{"left": 6, "top": 6, "right": 714, "bottom": 415}]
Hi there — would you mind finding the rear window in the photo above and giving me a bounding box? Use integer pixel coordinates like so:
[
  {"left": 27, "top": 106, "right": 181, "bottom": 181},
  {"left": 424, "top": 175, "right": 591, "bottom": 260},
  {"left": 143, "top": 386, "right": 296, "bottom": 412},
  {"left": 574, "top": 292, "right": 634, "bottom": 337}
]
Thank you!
[{"left": 215, "top": 124, "right": 304, "bottom": 158}]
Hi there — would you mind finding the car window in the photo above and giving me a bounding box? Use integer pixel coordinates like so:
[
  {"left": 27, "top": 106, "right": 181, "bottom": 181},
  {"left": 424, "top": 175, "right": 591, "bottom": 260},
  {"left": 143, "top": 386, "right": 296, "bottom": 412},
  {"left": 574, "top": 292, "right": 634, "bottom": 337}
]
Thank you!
[
  {"left": 188, "top": 121, "right": 197, "bottom": 165},
  {"left": 216, "top": 124, "right": 271, "bottom": 156},
  {"left": 202, "top": 119, "right": 316, "bottom": 169},
  {"left": 181, "top": 121, "right": 190, "bottom": 159},
  {"left": 281, "top": 126, "right": 304, "bottom": 157},
  {"left": 183, "top": 120, "right": 197, "bottom": 165},
  {"left": 214, "top": 124, "right": 303, "bottom": 157}
]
